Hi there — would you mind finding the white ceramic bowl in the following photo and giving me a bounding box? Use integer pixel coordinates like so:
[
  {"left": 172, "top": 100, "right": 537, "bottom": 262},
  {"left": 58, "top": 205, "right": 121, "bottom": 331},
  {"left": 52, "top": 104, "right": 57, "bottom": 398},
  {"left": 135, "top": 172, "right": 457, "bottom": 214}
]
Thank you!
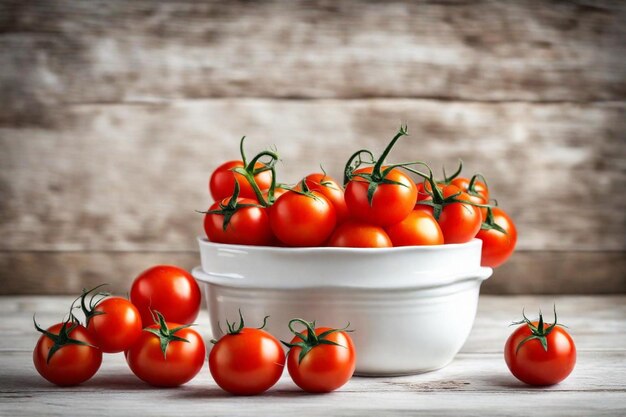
[{"left": 192, "top": 237, "right": 492, "bottom": 376}]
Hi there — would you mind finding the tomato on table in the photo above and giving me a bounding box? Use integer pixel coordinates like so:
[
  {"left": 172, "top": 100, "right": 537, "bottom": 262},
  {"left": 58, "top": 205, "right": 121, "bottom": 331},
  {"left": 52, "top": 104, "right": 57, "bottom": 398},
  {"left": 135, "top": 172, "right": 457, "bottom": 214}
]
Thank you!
[
  {"left": 269, "top": 181, "right": 336, "bottom": 247},
  {"left": 504, "top": 308, "right": 576, "bottom": 386},
  {"left": 385, "top": 210, "right": 443, "bottom": 246},
  {"left": 33, "top": 318, "right": 102, "bottom": 386},
  {"left": 284, "top": 319, "right": 356, "bottom": 393},
  {"left": 209, "top": 312, "right": 285, "bottom": 395},
  {"left": 477, "top": 207, "right": 517, "bottom": 268},
  {"left": 80, "top": 286, "right": 142, "bottom": 353},
  {"left": 130, "top": 265, "right": 201, "bottom": 327},
  {"left": 126, "top": 312, "right": 206, "bottom": 387},
  {"left": 328, "top": 221, "right": 392, "bottom": 248}
]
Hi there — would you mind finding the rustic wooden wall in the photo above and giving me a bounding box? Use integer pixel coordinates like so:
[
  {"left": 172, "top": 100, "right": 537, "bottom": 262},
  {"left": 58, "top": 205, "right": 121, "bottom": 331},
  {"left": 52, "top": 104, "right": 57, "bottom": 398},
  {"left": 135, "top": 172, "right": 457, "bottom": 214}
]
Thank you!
[{"left": 1, "top": 0, "right": 625, "bottom": 294}]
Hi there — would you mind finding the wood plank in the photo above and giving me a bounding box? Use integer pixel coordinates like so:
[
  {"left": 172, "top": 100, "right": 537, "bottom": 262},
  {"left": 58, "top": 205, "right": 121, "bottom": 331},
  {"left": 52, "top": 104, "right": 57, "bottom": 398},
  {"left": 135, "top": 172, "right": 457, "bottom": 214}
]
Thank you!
[
  {"left": 1, "top": 250, "right": 624, "bottom": 295},
  {"left": 0, "top": 296, "right": 624, "bottom": 417},
  {"left": 1, "top": 99, "right": 624, "bottom": 252},
  {"left": 1, "top": 0, "right": 625, "bottom": 120},
  {"left": 2, "top": 296, "right": 624, "bottom": 352}
]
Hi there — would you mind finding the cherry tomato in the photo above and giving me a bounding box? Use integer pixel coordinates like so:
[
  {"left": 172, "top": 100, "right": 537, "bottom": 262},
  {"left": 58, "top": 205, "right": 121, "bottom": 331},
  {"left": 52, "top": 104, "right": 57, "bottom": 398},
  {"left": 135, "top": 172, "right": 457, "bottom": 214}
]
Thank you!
[
  {"left": 345, "top": 166, "right": 417, "bottom": 227},
  {"left": 285, "top": 319, "right": 356, "bottom": 393},
  {"left": 269, "top": 188, "right": 336, "bottom": 247},
  {"left": 126, "top": 313, "right": 206, "bottom": 387},
  {"left": 385, "top": 210, "right": 444, "bottom": 246},
  {"left": 327, "top": 221, "right": 392, "bottom": 248},
  {"left": 302, "top": 173, "right": 349, "bottom": 224},
  {"left": 210, "top": 160, "right": 272, "bottom": 202},
  {"left": 477, "top": 207, "right": 517, "bottom": 268},
  {"left": 130, "top": 265, "right": 201, "bottom": 327},
  {"left": 450, "top": 177, "right": 489, "bottom": 201},
  {"left": 33, "top": 320, "right": 102, "bottom": 386},
  {"left": 84, "top": 295, "right": 142, "bottom": 354},
  {"left": 504, "top": 309, "right": 576, "bottom": 386},
  {"left": 204, "top": 197, "right": 273, "bottom": 246},
  {"left": 209, "top": 313, "right": 285, "bottom": 395},
  {"left": 417, "top": 185, "right": 482, "bottom": 244}
]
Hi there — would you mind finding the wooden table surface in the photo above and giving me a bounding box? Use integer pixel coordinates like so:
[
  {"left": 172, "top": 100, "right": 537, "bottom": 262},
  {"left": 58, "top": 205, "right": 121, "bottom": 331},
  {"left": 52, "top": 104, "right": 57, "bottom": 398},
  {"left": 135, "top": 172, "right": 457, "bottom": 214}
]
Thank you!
[{"left": 1, "top": 295, "right": 625, "bottom": 416}]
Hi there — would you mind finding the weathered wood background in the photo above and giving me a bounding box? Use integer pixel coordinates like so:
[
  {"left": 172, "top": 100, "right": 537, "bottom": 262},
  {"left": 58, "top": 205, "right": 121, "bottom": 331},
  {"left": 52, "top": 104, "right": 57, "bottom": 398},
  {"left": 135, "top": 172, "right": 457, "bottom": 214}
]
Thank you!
[{"left": 0, "top": 0, "right": 625, "bottom": 294}]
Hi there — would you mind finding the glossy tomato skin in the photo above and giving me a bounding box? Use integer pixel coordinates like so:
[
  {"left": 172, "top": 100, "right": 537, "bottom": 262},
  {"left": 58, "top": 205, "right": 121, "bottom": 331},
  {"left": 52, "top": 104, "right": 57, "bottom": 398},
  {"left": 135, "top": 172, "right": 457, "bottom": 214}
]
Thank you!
[
  {"left": 426, "top": 185, "right": 482, "bottom": 244},
  {"left": 204, "top": 198, "right": 274, "bottom": 246},
  {"left": 385, "top": 210, "right": 444, "bottom": 246},
  {"left": 450, "top": 177, "right": 489, "bottom": 201},
  {"left": 130, "top": 265, "right": 201, "bottom": 327},
  {"left": 126, "top": 323, "right": 206, "bottom": 387},
  {"left": 303, "top": 173, "right": 349, "bottom": 224},
  {"left": 345, "top": 167, "right": 417, "bottom": 227},
  {"left": 33, "top": 323, "right": 102, "bottom": 386},
  {"left": 210, "top": 160, "right": 272, "bottom": 202},
  {"left": 327, "top": 221, "right": 392, "bottom": 248},
  {"left": 269, "top": 191, "right": 336, "bottom": 247},
  {"left": 504, "top": 322, "right": 576, "bottom": 386},
  {"left": 287, "top": 327, "right": 356, "bottom": 393},
  {"left": 477, "top": 208, "right": 517, "bottom": 268},
  {"left": 87, "top": 297, "right": 142, "bottom": 353},
  {"left": 209, "top": 328, "right": 285, "bottom": 395}
]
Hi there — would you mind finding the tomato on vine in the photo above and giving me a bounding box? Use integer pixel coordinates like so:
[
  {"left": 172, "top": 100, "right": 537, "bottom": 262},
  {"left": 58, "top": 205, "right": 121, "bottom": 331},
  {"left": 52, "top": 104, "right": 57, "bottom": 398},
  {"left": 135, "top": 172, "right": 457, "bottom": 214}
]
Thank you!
[
  {"left": 269, "top": 180, "right": 337, "bottom": 247},
  {"left": 477, "top": 207, "right": 517, "bottom": 268},
  {"left": 283, "top": 319, "right": 356, "bottom": 393},
  {"left": 209, "top": 311, "right": 285, "bottom": 395},
  {"left": 126, "top": 311, "right": 206, "bottom": 387},
  {"left": 302, "top": 171, "right": 349, "bottom": 224},
  {"left": 209, "top": 136, "right": 279, "bottom": 203},
  {"left": 328, "top": 221, "right": 392, "bottom": 248},
  {"left": 80, "top": 285, "right": 142, "bottom": 353},
  {"left": 504, "top": 307, "right": 576, "bottom": 386},
  {"left": 33, "top": 315, "right": 102, "bottom": 386},
  {"left": 344, "top": 126, "right": 418, "bottom": 227},
  {"left": 203, "top": 180, "right": 274, "bottom": 246}
]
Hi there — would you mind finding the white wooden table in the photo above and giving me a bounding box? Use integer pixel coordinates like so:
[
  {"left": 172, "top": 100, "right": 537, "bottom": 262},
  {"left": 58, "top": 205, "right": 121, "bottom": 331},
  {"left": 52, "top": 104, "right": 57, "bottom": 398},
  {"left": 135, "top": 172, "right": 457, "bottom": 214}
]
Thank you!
[{"left": 1, "top": 296, "right": 625, "bottom": 416}]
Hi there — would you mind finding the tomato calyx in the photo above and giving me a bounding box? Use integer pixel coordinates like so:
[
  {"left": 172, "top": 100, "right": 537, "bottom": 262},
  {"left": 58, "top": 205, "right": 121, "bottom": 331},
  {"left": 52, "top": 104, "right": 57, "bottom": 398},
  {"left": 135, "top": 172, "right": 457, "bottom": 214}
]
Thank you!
[
  {"left": 230, "top": 136, "right": 280, "bottom": 207},
  {"left": 200, "top": 180, "right": 263, "bottom": 231},
  {"left": 290, "top": 178, "right": 325, "bottom": 202},
  {"left": 33, "top": 314, "right": 95, "bottom": 363},
  {"left": 79, "top": 284, "right": 111, "bottom": 326},
  {"left": 467, "top": 173, "right": 489, "bottom": 198},
  {"left": 281, "top": 318, "right": 353, "bottom": 364},
  {"left": 511, "top": 306, "right": 564, "bottom": 354},
  {"left": 439, "top": 160, "right": 464, "bottom": 185},
  {"left": 480, "top": 207, "right": 508, "bottom": 234},
  {"left": 143, "top": 311, "right": 193, "bottom": 359},
  {"left": 211, "top": 309, "right": 270, "bottom": 343}
]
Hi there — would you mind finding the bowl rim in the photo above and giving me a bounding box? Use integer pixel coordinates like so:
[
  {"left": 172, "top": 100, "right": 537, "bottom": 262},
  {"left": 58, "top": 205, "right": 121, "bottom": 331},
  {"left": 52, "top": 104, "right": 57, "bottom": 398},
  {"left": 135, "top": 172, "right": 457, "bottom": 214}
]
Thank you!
[{"left": 197, "top": 236, "right": 482, "bottom": 253}]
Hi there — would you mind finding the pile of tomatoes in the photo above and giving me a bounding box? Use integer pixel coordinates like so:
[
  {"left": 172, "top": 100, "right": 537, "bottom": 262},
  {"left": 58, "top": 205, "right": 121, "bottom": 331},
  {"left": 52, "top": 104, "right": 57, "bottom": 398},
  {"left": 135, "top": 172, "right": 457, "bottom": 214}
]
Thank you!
[
  {"left": 33, "top": 265, "right": 355, "bottom": 394},
  {"left": 204, "top": 125, "right": 517, "bottom": 268}
]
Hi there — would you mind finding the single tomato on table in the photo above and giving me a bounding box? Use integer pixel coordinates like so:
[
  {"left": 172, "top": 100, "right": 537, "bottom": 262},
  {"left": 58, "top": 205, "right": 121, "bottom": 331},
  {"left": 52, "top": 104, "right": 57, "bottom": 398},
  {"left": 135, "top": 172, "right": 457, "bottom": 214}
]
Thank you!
[
  {"left": 33, "top": 317, "right": 102, "bottom": 386},
  {"left": 209, "top": 311, "right": 285, "bottom": 395},
  {"left": 126, "top": 312, "right": 206, "bottom": 387},
  {"left": 284, "top": 319, "right": 356, "bottom": 393},
  {"left": 504, "top": 308, "right": 576, "bottom": 386},
  {"left": 130, "top": 265, "right": 201, "bottom": 327}
]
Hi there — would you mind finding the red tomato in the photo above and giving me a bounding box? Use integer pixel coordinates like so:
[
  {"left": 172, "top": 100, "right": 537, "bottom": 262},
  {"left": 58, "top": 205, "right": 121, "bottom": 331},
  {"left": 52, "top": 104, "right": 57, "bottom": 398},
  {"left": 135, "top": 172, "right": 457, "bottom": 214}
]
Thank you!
[
  {"left": 269, "top": 189, "right": 336, "bottom": 247},
  {"left": 450, "top": 177, "right": 489, "bottom": 201},
  {"left": 85, "top": 296, "right": 142, "bottom": 353},
  {"left": 209, "top": 160, "right": 272, "bottom": 202},
  {"left": 204, "top": 197, "right": 273, "bottom": 246},
  {"left": 33, "top": 320, "right": 102, "bottom": 386},
  {"left": 327, "top": 221, "right": 391, "bottom": 248},
  {"left": 302, "top": 173, "right": 349, "bottom": 224},
  {"left": 126, "top": 313, "right": 206, "bottom": 387},
  {"left": 504, "top": 309, "right": 576, "bottom": 386},
  {"left": 285, "top": 319, "right": 356, "bottom": 393},
  {"left": 209, "top": 314, "right": 285, "bottom": 395},
  {"left": 130, "top": 265, "right": 201, "bottom": 327},
  {"left": 385, "top": 210, "right": 444, "bottom": 246},
  {"left": 477, "top": 207, "right": 517, "bottom": 268},
  {"left": 417, "top": 185, "right": 482, "bottom": 244},
  {"left": 345, "top": 166, "right": 417, "bottom": 227}
]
